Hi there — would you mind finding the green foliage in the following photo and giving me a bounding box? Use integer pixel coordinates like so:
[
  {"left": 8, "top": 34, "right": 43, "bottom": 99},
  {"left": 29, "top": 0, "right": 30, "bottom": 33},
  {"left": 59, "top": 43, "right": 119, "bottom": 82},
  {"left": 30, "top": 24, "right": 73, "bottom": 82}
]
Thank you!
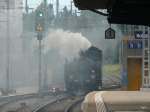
[{"left": 103, "top": 64, "right": 120, "bottom": 76}]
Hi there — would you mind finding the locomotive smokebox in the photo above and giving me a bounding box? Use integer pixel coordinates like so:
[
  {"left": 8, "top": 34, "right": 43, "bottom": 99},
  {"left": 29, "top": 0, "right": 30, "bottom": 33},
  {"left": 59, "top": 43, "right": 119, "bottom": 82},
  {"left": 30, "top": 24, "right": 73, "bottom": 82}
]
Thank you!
[{"left": 64, "top": 46, "right": 102, "bottom": 95}]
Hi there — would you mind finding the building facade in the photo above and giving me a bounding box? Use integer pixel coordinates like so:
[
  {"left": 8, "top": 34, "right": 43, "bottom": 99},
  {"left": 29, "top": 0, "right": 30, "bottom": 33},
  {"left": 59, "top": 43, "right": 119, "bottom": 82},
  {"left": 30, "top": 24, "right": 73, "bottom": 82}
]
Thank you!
[{"left": 0, "top": 0, "right": 23, "bottom": 90}]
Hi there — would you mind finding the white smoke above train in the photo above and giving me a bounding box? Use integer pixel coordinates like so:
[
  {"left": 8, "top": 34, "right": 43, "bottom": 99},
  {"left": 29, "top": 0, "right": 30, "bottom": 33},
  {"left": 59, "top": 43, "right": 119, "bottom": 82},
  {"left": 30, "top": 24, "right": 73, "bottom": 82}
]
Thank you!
[
  {"left": 34, "top": 29, "right": 92, "bottom": 88},
  {"left": 43, "top": 29, "right": 92, "bottom": 61}
]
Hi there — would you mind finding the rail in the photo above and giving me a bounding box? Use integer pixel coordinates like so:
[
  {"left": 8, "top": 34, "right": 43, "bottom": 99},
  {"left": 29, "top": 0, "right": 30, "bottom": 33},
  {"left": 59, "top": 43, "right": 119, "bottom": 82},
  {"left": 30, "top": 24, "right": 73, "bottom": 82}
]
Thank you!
[
  {"left": 32, "top": 95, "right": 71, "bottom": 112},
  {"left": 65, "top": 98, "right": 83, "bottom": 112},
  {"left": 0, "top": 93, "right": 39, "bottom": 108}
]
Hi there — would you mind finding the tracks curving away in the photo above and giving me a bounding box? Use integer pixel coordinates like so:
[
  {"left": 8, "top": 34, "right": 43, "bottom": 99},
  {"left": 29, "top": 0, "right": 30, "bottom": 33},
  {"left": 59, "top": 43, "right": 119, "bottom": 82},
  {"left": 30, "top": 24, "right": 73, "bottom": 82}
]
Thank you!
[{"left": 34, "top": 96, "right": 83, "bottom": 112}]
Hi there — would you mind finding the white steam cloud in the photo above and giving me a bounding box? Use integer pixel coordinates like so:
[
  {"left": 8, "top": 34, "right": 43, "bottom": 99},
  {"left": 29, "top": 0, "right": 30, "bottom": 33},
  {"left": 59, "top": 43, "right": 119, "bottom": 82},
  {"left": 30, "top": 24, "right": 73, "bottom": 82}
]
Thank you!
[
  {"left": 43, "top": 29, "right": 92, "bottom": 60},
  {"left": 32, "top": 29, "right": 92, "bottom": 87}
]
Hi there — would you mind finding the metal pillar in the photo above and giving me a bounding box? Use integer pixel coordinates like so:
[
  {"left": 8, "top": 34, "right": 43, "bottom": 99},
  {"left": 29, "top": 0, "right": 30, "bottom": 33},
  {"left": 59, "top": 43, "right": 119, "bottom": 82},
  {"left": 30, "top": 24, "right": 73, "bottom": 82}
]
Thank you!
[
  {"left": 70, "top": 1, "right": 73, "bottom": 14},
  {"left": 149, "top": 27, "right": 150, "bottom": 87},
  {"left": 43, "top": 61, "right": 48, "bottom": 91},
  {"left": 6, "top": 0, "right": 10, "bottom": 94},
  {"left": 25, "top": 0, "right": 29, "bottom": 13},
  {"left": 141, "top": 26, "right": 150, "bottom": 90},
  {"left": 56, "top": 0, "right": 59, "bottom": 16},
  {"left": 38, "top": 33, "right": 43, "bottom": 92},
  {"left": 42, "top": 0, "right": 48, "bottom": 92}
]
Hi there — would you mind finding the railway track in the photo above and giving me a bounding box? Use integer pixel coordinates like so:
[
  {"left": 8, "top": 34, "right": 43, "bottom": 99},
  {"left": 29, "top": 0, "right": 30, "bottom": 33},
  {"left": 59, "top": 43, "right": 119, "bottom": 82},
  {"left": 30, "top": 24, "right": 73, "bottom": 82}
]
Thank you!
[
  {"left": 0, "top": 93, "right": 40, "bottom": 108},
  {"left": 32, "top": 85, "right": 120, "bottom": 112},
  {"left": 33, "top": 96, "right": 83, "bottom": 112},
  {"left": 0, "top": 92, "right": 67, "bottom": 112},
  {"left": 65, "top": 98, "right": 83, "bottom": 112},
  {"left": 0, "top": 85, "right": 120, "bottom": 112},
  {"left": 32, "top": 95, "right": 70, "bottom": 112}
]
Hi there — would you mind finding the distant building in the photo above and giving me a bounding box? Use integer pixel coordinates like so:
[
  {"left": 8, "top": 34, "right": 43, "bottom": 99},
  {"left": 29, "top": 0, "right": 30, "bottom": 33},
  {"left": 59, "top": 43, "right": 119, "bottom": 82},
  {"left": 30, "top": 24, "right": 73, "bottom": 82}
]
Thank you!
[
  {"left": 0, "top": 0, "right": 23, "bottom": 89},
  {"left": 0, "top": 0, "right": 15, "bottom": 9}
]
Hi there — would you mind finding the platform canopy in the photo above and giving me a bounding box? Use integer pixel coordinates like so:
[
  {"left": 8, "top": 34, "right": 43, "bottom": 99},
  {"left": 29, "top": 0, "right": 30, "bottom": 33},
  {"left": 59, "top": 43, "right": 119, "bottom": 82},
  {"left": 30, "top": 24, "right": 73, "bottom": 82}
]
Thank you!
[{"left": 73, "top": 0, "right": 150, "bottom": 26}]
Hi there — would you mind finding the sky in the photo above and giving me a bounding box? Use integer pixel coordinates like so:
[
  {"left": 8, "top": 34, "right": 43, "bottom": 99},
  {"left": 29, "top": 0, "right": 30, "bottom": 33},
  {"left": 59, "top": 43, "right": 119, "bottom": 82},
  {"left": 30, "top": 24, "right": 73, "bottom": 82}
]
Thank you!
[{"left": 27, "top": 0, "right": 71, "bottom": 9}]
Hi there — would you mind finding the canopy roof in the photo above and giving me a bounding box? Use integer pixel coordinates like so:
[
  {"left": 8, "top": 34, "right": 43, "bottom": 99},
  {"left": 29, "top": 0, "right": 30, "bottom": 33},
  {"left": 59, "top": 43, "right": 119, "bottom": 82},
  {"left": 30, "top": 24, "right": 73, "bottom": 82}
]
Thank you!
[{"left": 73, "top": 0, "right": 150, "bottom": 26}]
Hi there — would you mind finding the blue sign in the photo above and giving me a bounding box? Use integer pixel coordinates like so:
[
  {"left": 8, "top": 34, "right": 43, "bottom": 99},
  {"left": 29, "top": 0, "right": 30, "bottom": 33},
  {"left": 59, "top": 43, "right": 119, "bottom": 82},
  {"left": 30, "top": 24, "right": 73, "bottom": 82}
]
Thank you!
[
  {"left": 136, "top": 41, "right": 143, "bottom": 49},
  {"left": 128, "top": 41, "right": 143, "bottom": 49},
  {"left": 135, "top": 31, "right": 148, "bottom": 39},
  {"left": 128, "top": 42, "right": 134, "bottom": 49}
]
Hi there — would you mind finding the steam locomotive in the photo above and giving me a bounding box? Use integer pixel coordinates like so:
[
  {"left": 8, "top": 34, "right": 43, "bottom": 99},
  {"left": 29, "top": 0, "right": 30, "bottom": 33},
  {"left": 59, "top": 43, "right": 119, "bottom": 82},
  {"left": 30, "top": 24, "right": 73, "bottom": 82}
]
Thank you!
[{"left": 64, "top": 46, "right": 102, "bottom": 95}]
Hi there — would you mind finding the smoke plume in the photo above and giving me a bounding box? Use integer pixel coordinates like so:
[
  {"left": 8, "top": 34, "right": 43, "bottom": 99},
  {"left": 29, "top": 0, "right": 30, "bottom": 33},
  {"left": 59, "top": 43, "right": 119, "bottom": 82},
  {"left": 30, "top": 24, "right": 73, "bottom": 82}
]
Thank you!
[{"left": 43, "top": 29, "right": 92, "bottom": 61}]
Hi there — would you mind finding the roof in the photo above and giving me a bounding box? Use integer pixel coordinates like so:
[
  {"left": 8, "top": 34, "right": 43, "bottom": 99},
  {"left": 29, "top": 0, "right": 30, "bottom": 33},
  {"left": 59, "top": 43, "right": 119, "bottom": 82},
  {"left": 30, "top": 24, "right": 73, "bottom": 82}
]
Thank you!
[
  {"left": 73, "top": 0, "right": 150, "bottom": 26},
  {"left": 73, "top": 0, "right": 113, "bottom": 9}
]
